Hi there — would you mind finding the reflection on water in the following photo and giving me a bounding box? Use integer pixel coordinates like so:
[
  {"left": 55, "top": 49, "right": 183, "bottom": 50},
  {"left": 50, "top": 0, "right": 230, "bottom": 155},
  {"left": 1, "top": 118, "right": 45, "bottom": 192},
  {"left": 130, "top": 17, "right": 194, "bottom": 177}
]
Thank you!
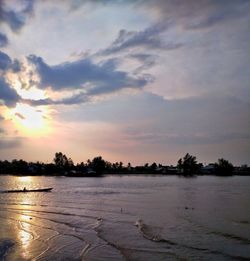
[
  {"left": 17, "top": 195, "right": 35, "bottom": 259},
  {"left": 19, "top": 215, "right": 32, "bottom": 256},
  {"left": 18, "top": 176, "right": 33, "bottom": 182},
  {"left": 16, "top": 176, "right": 33, "bottom": 190}
]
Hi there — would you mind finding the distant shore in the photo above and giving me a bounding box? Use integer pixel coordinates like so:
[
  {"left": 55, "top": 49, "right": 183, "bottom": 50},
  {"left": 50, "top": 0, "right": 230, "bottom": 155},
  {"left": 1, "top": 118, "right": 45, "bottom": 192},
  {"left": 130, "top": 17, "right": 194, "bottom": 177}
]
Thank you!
[
  {"left": 1, "top": 152, "right": 249, "bottom": 177},
  {"left": 0, "top": 171, "right": 250, "bottom": 177}
]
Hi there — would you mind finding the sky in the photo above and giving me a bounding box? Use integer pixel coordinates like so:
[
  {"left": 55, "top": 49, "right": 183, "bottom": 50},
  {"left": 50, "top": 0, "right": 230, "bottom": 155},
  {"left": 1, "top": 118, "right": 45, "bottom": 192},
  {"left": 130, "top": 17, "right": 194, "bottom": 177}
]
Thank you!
[{"left": 0, "top": 0, "right": 249, "bottom": 166}]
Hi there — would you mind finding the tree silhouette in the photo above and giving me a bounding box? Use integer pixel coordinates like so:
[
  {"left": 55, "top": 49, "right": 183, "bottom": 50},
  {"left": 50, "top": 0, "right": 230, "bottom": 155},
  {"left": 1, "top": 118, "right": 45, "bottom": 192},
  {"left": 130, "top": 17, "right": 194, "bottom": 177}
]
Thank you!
[
  {"left": 150, "top": 162, "right": 157, "bottom": 171},
  {"left": 214, "top": 158, "right": 234, "bottom": 176},
  {"left": 91, "top": 156, "right": 106, "bottom": 174},
  {"left": 54, "top": 152, "right": 68, "bottom": 167},
  {"left": 177, "top": 153, "right": 199, "bottom": 175},
  {"left": 53, "top": 152, "right": 74, "bottom": 173}
]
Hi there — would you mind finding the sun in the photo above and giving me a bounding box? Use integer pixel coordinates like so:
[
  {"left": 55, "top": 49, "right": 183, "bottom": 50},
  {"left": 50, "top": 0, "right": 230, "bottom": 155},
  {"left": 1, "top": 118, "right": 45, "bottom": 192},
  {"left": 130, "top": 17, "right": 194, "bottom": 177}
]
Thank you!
[
  {"left": 14, "top": 103, "right": 50, "bottom": 136},
  {"left": 5, "top": 103, "right": 51, "bottom": 136},
  {"left": 2, "top": 74, "right": 52, "bottom": 136},
  {"left": 15, "top": 103, "right": 45, "bottom": 128}
]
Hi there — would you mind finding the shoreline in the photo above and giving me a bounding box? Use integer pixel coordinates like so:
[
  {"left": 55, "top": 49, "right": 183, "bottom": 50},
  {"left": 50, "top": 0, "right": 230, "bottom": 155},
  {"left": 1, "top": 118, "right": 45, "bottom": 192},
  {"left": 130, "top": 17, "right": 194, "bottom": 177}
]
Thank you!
[{"left": 0, "top": 172, "right": 250, "bottom": 177}]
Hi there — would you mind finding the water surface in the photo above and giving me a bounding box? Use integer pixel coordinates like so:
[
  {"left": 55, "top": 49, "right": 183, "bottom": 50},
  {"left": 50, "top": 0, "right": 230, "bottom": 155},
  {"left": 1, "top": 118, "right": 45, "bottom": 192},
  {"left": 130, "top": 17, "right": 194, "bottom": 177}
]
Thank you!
[{"left": 0, "top": 175, "right": 249, "bottom": 260}]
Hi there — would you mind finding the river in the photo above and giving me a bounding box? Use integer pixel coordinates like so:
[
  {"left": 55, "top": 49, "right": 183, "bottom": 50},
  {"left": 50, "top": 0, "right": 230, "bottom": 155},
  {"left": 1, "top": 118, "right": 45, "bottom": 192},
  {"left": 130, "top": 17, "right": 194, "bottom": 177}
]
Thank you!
[{"left": 0, "top": 175, "right": 249, "bottom": 260}]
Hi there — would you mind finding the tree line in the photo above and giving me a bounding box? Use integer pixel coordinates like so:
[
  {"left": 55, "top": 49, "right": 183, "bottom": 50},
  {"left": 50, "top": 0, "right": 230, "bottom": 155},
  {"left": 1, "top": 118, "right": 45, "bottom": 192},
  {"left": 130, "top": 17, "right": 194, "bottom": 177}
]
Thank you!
[{"left": 0, "top": 152, "right": 249, "bottom": 176}]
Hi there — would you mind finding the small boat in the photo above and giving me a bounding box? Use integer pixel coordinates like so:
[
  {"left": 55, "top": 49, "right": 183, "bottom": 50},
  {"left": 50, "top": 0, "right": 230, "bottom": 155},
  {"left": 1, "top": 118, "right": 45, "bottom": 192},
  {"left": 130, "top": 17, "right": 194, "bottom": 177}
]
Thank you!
[{"left": 2, "top": 187, "right": 53, "bottom": 193}]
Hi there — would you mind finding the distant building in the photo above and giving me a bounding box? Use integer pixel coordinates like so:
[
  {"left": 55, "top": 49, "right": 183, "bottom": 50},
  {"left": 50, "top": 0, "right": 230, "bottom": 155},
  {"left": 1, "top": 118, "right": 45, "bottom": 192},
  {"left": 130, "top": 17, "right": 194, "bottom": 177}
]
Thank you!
[
  {"left": 201, "top": 164, "right": 216, "bottom": 174},
  {"left": 166, "top": 166, "right": 179, "bottom": 174}
]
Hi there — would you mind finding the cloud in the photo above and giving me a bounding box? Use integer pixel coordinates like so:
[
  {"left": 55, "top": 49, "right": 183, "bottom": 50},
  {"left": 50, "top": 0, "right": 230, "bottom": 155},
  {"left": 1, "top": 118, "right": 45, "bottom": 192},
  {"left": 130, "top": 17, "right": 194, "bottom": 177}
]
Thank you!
[
  {"left": 0, "top": 0, "right": 34, "bottom": 32},
  {"left": 54, "top": 91, "right": 249, "bottom": 164},
  {"left": 24, "top": 92, "right": 89, "bottom": 106},
  {"left": 62, "top": 0, "right": 250, "bottom": 32},
  {"left": 0, "top": 51, "right": 12, "bottom": 71},
  {"left": 0, "top": 32, "right": 8, "bottom": 47},
  {"left": 22, "top": 0, "right": 35, "bottom": 15},
  {"left": 0, "top": 50, "right": 21, "bottom": 73},
  {"left": 28, "top": 55, "right": 150, "bottom": 102},
  {"left": 66, "top": 91, "right": 250, "bottom": 143},
  {"left": 130, "top": 53, "right": 158, "bottom": 73},
  {"left": 0, "top": 77, "right": 20, "bottom": 107},
  {"left": 11, "top": 59, "right": 21, "bottom": 72},
  {"left": 113, "top": 93, "right": 250, "bottom": 150},
  {"left": 99, "top": 22, "right": 182, "bottom": 55},
  {"left": 127, "top": 131, "right": 250, "bottom": 146},
  {"left": 15, "top": 112, "right": 25, "bottom": 120},
  {"left": 141, "top": 0, "right": 250, "bottom": 29},
  {"left": 0, "top": 9, "right": 24, "bottom": 32},
  {"left": 69, "top": 0, "right": 136, "bottom": 8},
  {"left": 0, "top": 114, "right": 5, "bottom": 134},
  {"left": 0, "top": 138, "right": 22, "bottom": 149},
  {"left": 186, "top": 1, "right": 250, "bottom": 30}
]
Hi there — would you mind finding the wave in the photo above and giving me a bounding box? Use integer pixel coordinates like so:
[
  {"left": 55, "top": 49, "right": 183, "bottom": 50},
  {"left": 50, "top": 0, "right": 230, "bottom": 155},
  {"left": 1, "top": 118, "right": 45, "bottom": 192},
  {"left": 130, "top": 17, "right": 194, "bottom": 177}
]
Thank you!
[
  {"left": 134, "top": 219, "right": 250, "bottom": 260},
  {"left": 135, "top": 219, "right": 176, "bottom": 244},
  {"left": 183, "top": 215, "right": 250, "bottom": 245},
  {"left": 208, "top": 230, "right": 250, "bottom": 245}
]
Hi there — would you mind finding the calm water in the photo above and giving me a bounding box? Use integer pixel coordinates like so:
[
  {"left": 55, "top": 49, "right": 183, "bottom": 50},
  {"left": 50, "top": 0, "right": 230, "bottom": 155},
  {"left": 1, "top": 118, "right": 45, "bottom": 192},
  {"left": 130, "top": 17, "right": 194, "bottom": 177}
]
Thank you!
[{"left": 0, "top": 175, "right": 249, "bottom": 260}]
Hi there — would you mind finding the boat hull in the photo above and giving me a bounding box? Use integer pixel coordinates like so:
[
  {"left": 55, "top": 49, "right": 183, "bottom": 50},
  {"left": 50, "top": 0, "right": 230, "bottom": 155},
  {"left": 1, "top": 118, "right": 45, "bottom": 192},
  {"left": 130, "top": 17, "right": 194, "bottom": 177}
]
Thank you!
[{"left": 3, "top": 188, "right": 53, "bottom": 193}]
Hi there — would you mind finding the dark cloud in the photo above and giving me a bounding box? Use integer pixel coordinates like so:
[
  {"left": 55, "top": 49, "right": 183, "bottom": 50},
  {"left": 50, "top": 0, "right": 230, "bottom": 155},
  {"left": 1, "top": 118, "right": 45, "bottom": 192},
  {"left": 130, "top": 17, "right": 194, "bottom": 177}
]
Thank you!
[
  {"left": 0, "top": 51, "right": 21, "bottom": 74},
  {"left": 0, "top": 0, "right": 34, "bottom": 32},
  {"left": 100, "top": 22, "right": 182, "bottom": 55},
  {"left": 0, "top": 51, "right": 12, "bottom": 70},
  {"left": 0, "top": 9, "right": 24, "bottom": 32},
  {"left": 28, "top": 55, "right": 150, "bottom": 102},
  {"left": 11, "top": 59, "right": 21, "bottom": 73},
  {"left": 0, "top": 77, "right": 20, "bottom": 107},
  {"left": 0, "top": 32, "right": 8, "bottom": 47}
]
